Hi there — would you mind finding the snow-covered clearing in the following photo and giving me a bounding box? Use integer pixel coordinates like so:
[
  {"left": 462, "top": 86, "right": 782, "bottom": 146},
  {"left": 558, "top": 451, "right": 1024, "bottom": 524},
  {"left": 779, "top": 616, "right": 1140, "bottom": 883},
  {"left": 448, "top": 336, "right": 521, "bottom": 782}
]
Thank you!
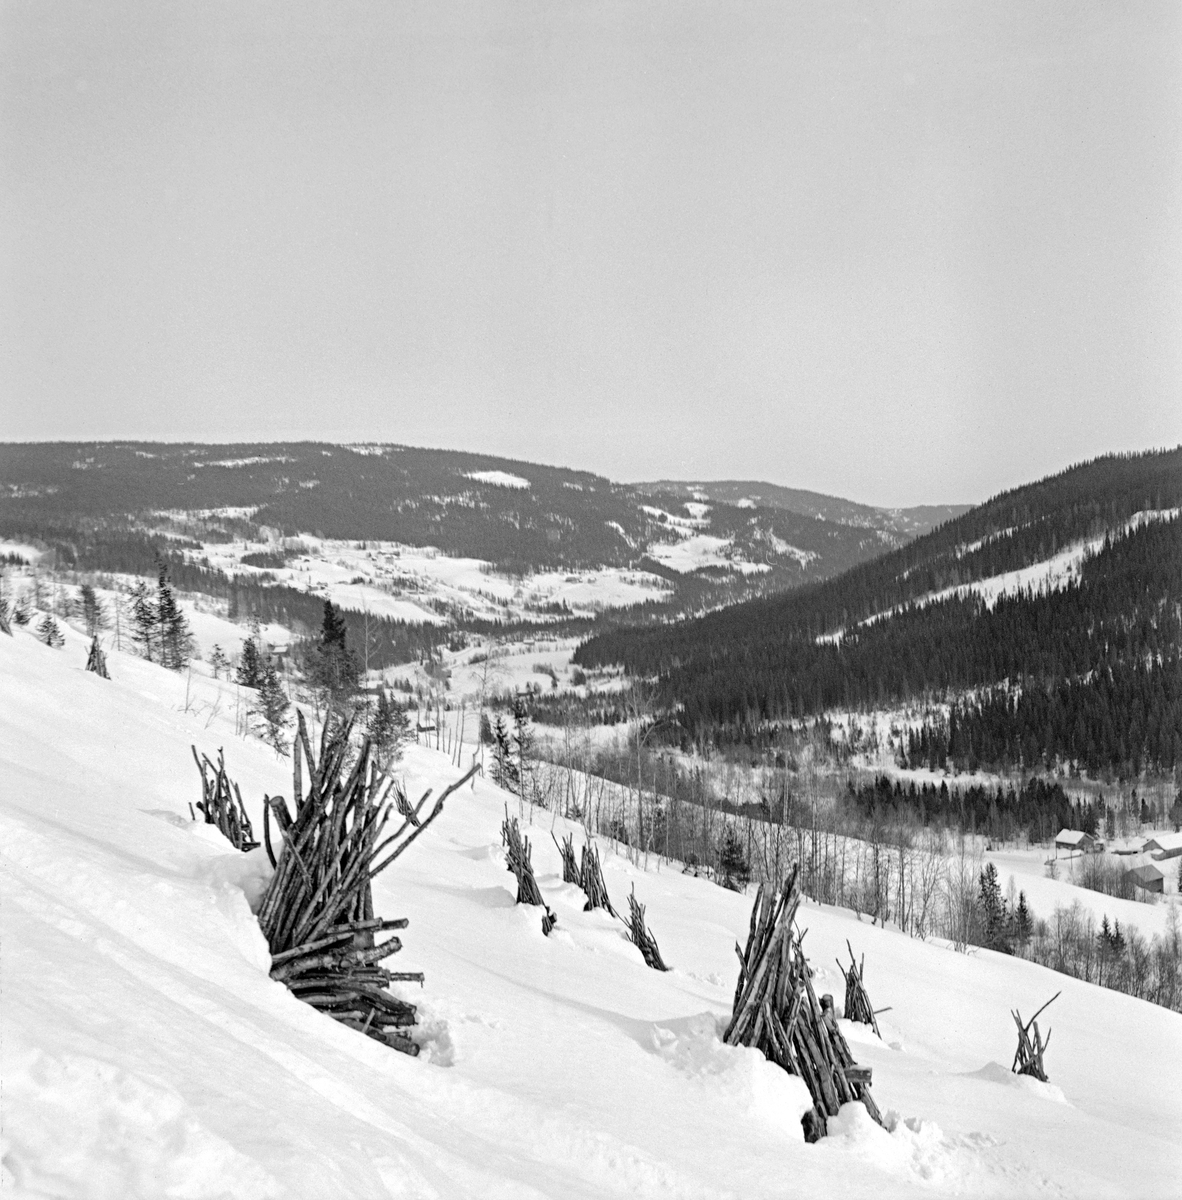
[
  {"left": 188, "top": 536, "right": 670, "bottom": 623},
  {"left": 461, "top": 470, "right": 531, "bottom": 489},
  {"left": 2, "top": 628, "right": 1180, "bottom": 1198},
  {"left": 647, "top": 533, "right": 769, "bottom": 575}
]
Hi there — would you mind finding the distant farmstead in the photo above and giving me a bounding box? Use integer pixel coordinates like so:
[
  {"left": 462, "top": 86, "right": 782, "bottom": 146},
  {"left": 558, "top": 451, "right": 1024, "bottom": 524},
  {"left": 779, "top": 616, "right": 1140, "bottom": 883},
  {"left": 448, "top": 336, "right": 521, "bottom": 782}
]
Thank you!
[
  {"left": 1124, "top": 864, "right": 1165, "bottom": 894},
  {"left": 1054, "top": 829, "right": 1097, "bottom": 855},
  {"left": 1143, "top": 832, "right": 1182, "bottom": 860}
]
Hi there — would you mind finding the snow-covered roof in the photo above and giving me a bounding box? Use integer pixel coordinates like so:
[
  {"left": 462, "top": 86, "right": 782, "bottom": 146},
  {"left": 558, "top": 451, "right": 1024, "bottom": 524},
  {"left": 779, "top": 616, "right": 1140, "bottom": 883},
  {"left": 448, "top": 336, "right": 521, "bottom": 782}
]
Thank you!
[
  {"left": 1054, "top": 829, "right": 1093, "bottom": 846},
  {"left": 1144, "top": 832, "right": 1182, "bottom": 854}
]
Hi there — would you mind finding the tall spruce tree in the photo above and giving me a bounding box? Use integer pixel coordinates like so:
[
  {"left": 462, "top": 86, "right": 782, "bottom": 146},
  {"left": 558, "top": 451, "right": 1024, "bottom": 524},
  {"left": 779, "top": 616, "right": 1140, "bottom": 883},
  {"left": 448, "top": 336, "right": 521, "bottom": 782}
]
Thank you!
[
  {"left": 156, "top": 563, "right": 192, "bottom": 671},
  {"left": 129, "top": 580, "right": 158, "bottom": 661}
]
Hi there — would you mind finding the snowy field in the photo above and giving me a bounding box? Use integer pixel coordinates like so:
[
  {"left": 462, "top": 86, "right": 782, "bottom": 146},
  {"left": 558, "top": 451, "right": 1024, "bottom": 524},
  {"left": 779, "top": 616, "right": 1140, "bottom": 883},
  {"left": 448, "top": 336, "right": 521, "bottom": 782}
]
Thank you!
[
  {"left": 187, "top": 536, "right": 672, "bottom": 623},
  {"left": 3, "top": 627, "right": 1181, "bottom": 1198}
]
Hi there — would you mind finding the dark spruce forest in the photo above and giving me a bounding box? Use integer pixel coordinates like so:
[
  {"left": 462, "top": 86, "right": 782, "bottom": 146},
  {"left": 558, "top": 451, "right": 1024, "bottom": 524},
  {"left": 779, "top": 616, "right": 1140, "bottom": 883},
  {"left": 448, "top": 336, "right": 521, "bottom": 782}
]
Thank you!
[{"left": 576, "top": 448, "right": 1182, "bottom": 779}]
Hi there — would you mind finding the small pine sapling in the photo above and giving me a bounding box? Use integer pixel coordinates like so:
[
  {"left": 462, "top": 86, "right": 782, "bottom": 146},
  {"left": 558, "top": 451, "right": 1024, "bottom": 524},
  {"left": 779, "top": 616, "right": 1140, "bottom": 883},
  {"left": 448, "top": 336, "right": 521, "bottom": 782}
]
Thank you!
[
  {"left": 37, "top": 613, "right": 64, "bottom": 648},
  {"left": 208, "top": 644, "right": 230, "bottom": 679}
]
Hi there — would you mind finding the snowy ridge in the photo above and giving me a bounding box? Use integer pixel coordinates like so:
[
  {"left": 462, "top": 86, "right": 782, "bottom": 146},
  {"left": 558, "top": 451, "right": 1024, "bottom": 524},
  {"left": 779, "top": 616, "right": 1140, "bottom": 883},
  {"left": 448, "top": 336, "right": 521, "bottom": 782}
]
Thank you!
[{"left": 2, "top": 628, "right": 1180, "bottom": 1196}]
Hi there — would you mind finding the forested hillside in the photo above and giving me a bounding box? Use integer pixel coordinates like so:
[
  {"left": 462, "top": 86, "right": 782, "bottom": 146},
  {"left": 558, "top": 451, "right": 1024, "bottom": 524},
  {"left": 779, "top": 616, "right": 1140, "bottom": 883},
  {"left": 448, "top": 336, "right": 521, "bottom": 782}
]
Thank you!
[
  {"left": 576, "top": 449, "right": 1182, "bottom": 777},
  {"left": 0, "top": 441, "right": 900, "bottom": 591}
]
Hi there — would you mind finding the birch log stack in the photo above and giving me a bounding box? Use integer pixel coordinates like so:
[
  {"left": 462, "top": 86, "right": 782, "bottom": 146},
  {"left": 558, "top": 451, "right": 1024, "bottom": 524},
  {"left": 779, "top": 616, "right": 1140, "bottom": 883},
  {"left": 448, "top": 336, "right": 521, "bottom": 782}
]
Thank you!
[
  {"left": 724, "top": 866, "right": 884, "bottom": 1141},
  {"left": 257, "top": 711, "right": 477, "bottom": 1056}
]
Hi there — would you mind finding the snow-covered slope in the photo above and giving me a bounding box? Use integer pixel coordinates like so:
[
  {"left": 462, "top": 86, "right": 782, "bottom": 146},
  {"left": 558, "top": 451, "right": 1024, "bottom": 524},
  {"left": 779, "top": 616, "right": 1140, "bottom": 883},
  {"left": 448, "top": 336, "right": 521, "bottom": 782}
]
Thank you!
[{"left": 2, "top": 629, "right": 1180, "bottom": 1198}]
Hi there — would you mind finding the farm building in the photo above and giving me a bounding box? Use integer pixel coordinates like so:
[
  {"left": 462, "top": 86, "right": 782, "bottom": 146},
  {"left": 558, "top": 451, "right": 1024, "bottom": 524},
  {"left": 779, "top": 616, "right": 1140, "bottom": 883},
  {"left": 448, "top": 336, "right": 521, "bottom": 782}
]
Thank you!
[
  {"left": 1124, "top": 864, "right": 1165, "bottom": 894},
  {"left": 1054, "top": 829, "right": 1097, "bottom": 855},
  {"left": 1108, "top": 839, "right": 1145, "bottom": 856},
  {"left": 1143, "top": 832, "right": 1182, "bottom": 860}
]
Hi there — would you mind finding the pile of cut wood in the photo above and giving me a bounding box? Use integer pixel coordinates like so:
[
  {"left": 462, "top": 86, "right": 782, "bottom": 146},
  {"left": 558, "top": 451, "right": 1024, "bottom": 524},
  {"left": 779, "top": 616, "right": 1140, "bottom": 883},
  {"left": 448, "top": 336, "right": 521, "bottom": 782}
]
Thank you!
[
  {"left": 839, "top": 942, "right": 881, "bottom": 1036},
  {"left": 579, "top": 843, "right": 615, "bottom": 915},
  {"left": 257, "top": 712, "right": 475, "bottom": 1055},
  {"left": 724, "top": 867, "right": 883, "bottom": 1140},
  {"left": 191, "top": 746, "right": 257, "bottom": 851},
  {"left": 1012, "top": 992, "right": 1059, "bottom": 1082},
  {"left": 625, "top": 885, "right": 668, "bottom": 971},
  {"left": 502, "top": 810, "right": 557, "bottom": 934}
]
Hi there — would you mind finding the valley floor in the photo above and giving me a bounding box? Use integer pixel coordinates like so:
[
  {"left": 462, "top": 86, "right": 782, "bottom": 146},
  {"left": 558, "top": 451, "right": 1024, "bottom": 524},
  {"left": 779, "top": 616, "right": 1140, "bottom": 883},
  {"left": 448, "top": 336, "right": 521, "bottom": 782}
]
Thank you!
[{"left": 2, "top": 628, "right": 1181, "bottom": 1198}]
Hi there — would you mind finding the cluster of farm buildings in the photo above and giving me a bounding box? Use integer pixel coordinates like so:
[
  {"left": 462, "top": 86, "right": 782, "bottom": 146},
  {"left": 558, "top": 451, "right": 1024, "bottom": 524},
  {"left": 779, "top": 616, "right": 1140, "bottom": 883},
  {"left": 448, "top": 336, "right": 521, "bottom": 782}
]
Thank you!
[{"left": 1054, "top": 829, "right": 1182, "bottom": 894}]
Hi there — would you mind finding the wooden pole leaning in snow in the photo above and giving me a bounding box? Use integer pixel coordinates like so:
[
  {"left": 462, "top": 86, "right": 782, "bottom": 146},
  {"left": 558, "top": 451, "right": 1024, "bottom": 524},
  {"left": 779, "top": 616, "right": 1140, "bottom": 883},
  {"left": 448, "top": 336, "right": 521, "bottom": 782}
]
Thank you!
[
  {"left": 724, "top": 867, "right": 884, "bottom": 1141},
  {"left": 258, "top": 711, "right": 478, "bottom": 1056},
  {"left": 1011, "top": 992, "right": 1059, "bottom": 1082},
  {"left": 502, "top": 809, "right": 557, "bottom": 934}
]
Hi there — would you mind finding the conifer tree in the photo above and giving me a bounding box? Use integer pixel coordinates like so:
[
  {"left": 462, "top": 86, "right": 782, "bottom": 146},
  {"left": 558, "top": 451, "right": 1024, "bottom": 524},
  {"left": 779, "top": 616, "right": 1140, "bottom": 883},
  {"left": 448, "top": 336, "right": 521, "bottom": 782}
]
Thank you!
[
  {"left": 79, "top": 583, "right": 108, "bottom": 638},
  {"left": 490, "top": 715, "right": 518, "bottom": 792},
  {"left": 366, "top": 687, "right": 409, "bottom": 768},
  {"left": 129, "top": 580, "right": 158, "bottom": 661},
  {"left": 719, "top": 825, "right": 751, "bottom": 892},
  {"left": 156, "top": 563, "right": 192, "bottom": 671},
  {"left": 208, "top": 644, "right": 230, "bottom": 679},
  {"left": 250, "top": 658, "right": 291, "bottom": 755},
  {"left": 310, "top": 599, "right": 359, "bottom": 712},
  {"left": 237, "top": 626, "right": 265, "bottom": 689},
  {"left": 37, "top": 613, "right": 65, "bottom": 648}
]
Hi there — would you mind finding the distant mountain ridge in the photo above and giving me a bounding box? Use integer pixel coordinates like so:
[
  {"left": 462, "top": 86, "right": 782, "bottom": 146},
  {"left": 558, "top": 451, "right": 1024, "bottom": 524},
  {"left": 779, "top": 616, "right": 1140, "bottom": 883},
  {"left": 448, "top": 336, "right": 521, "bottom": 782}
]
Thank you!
[
  {"left": 634, "top": 479, "right": 969, "bottom": 538},
  {"left": 0, "top": 441, "right": 947, "bottom": 606}
]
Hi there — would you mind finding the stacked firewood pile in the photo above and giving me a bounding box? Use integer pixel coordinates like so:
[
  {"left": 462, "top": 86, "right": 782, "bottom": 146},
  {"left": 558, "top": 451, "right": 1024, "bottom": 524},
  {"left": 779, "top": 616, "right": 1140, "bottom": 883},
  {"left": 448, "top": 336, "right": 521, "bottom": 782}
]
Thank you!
[
  {"left": 502, "top": 810, "right": 557, "bottom": 934},
  {"left": 86, "top": 636, "right": 110, "bottom": 679},
  {"left": 579, "top": 843, "right": 615, "bottom": 915},
  {"left": 839, "top": 942, "right": 881, "bottom": 1037},
  {"left": 258, "top": 712, "right": 476, "bottom": 1055},
  {"left": 1012, "top": 992, "right": 1059, "bottom": 1082},
  {"left": 553, "top": 832, "right": 583, "bottom": 887},
  {"left": 191, "top": 746, "right": 258, "bottom": 851},
  {"left": 724, "top": 867, "right": 883, "bottom": 1141},
  {"left": 625, "top": 885, "right": 668, "bottom": 971}
]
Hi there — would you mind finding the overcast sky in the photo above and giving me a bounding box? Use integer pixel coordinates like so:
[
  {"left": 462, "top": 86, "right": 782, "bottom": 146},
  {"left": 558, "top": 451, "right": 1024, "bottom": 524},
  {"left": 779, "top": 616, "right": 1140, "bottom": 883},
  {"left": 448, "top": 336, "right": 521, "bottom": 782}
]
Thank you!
[{"left": 3, "top": 2, "right": 1180, "bottom": 507}]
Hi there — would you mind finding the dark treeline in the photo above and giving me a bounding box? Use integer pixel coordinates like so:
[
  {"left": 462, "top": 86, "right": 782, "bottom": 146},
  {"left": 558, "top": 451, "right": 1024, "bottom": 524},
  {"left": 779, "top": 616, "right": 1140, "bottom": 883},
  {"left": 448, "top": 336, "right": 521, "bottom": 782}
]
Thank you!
[
  {"left": 845, "top": 775, "right": 1098, "bottom": 845},
  {"left": 576, "top": 498, "right": 1182, "bottom": 774},
  {"left": 905, "top": 656, "right": 1182, "bottom": 777}
]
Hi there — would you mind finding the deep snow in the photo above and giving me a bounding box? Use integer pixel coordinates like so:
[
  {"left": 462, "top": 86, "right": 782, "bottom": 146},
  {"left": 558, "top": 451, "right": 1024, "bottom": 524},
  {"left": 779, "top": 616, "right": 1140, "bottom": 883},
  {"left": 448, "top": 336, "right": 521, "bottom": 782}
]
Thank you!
[{"left": 2, "top": 628, "right": 1180, "bottom": 1198}]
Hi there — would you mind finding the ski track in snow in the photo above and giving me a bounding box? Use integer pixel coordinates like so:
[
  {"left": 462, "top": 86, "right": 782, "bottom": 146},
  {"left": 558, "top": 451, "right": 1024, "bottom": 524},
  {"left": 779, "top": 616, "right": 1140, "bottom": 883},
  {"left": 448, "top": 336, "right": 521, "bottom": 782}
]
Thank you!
[{"left": 2, "top": 626, "right": 1180, "bottom": 1198}]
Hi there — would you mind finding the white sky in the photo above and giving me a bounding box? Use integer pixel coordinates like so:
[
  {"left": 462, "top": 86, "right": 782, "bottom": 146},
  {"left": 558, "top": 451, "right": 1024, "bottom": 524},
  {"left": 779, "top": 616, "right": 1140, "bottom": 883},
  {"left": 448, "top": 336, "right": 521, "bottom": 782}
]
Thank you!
[{"left": 3, "top": 1, "right": 1180, "bottom": 507}]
